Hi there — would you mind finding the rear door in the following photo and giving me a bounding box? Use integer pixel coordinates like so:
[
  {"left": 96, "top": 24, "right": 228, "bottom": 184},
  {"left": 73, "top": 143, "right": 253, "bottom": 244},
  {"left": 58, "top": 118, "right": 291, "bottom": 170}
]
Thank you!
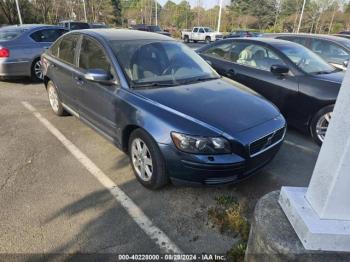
[
  {"left": 47, "top": 34, "right": 81, "bottom": 110},
  {"left": 74, "top": 35, "right": 120, "bottom": 138},
  {"left": 198, "top": 27, "right": 206, "bottom": 41}
]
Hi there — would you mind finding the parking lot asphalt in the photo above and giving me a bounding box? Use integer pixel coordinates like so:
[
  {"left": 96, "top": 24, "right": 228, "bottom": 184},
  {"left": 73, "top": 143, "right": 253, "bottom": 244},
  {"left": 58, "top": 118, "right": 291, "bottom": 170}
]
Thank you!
[{"left": 0, "top": 79, "right": 320, "bottom": 255}]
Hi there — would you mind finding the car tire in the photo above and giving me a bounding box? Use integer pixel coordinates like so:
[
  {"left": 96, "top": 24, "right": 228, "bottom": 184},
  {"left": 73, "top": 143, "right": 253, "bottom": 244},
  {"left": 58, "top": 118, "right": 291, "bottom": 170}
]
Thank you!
[
  {"left": 205, "top": 36, "right": 211, "bottom": 44},
  {"left": 310, "top": 105, "right": 334, "bottom": 145},
  {"left": 47, "top": 80, "right": 67, "bottom": 116},
  {"left": 129, "top": 129, "right": 168, "bottom": 190},
  {"left": 31, "top": 58, "right": 44, "bottom": 82},
  {"left": 184, "top": 35, "right": 189, "bottom": 43}
]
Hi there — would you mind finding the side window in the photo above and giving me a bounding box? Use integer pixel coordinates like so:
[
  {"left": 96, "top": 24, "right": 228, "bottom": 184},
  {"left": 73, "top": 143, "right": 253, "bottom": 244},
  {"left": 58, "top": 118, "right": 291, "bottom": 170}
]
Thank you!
[
  {"left": 79, "top": 37, "right": 112, "bottom": 74},
  {"left": 204, "top": 42, "right": 232, "bottom": 59},
  {"left": 50, "top": 39, "right": 62, "bottom": 57},
  {"left": 311, "top": 39, "right": 349, "bottom": 60},
  {"left": 193, "top": 28, "right": 198, "bottom": 33},
  {"left": 30, "top": 29, "right": 67, "bottom": 43},
  {"left": 279, "top": 36, "right": 307, "bottom": 46},
  {"left": 199, "top": 28, "right": 205, "bottom": 33},
  {"left": 58, "top": 34, "right": 79, "bottom": 65},
  {"left": 233, "top": 43, "right": 286, "bottom": 71}
]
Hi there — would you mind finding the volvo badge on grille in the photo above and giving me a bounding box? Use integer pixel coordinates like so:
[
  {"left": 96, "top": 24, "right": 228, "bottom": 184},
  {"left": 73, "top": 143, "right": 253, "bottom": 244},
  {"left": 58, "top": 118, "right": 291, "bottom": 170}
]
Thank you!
[{"left": 263, "top": 133, "right": 275, "bottom": 149}]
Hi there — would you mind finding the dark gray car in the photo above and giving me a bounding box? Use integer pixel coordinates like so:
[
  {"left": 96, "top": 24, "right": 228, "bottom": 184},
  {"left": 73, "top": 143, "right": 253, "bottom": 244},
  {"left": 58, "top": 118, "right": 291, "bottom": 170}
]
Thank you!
[
  {"left": 0, "top": 24, "right": 67, "bottom": 81},
  {"left": 265, "top": 33, "right": 350, "bottom": 70}
]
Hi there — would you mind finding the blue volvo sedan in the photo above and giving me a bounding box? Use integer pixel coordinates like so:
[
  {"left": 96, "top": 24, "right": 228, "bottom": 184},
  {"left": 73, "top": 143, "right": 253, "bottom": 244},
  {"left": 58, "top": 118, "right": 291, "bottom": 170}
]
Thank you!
[{"left": 41, "top": 29, "right": 286, "bottom": 189}]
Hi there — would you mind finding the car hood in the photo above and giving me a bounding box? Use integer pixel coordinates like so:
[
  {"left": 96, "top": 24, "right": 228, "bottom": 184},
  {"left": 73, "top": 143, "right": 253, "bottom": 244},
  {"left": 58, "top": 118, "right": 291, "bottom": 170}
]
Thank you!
[
  {"left": 136, "top": 79, "right": 280, "bottom": 136},
  {"left": 311, "top": 71, "right": 344, "bottom": 84}
]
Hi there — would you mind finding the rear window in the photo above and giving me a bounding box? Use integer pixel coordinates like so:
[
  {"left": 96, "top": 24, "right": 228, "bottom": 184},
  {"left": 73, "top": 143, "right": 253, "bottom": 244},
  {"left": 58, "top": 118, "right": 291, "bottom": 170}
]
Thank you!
[
  {"left": 0, "top": 29, "right": 25, "bottom": 41},
  {"left": 57, "top": 34, "right": 80, "bottom": 64},
  {"left": 30, "top": 29, "right": 67, "bottom": 43},
  {"left": 70, "top": 23, "right": 90, "bottom": 30}
]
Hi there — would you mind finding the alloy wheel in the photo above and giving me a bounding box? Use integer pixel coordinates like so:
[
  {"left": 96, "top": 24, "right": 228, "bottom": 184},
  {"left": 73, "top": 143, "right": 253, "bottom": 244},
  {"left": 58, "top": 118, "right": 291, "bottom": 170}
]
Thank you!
[
  {"left": 316, "top": 112, "right": 332, "bottom": 143},
  {"left": 34, "top": 60, "right": 43, "bottom": 80},
  {"left": 131, "top": 138, "right": 153, "bottom": 182},
  {"left": 48, "top": 84, "right": 59, "bottom": 113}
]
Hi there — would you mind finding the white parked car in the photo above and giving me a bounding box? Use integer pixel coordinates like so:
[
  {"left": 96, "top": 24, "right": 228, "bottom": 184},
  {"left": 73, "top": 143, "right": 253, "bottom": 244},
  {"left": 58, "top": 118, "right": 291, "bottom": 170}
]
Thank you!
[{"left": 181, "top": 27, "right": 223, "bottom": 44}]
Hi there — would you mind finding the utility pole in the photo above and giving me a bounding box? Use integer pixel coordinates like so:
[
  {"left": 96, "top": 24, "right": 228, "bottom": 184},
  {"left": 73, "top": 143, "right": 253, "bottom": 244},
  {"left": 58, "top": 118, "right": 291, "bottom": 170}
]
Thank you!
[
  {"left": 83, "top": 0, "right": 87, "bottom": 22},
  {"left": 15, "top": 0, "right": 23, "bottom": 25},
  {"left": 155, "top": 0, "right": 158, "bottom": 26},
  {"left": 217, "top": 0, "right": 223, "bottom": 32},
  {"left": 296, "top": 0, "right": 306, "bottom": 33}
]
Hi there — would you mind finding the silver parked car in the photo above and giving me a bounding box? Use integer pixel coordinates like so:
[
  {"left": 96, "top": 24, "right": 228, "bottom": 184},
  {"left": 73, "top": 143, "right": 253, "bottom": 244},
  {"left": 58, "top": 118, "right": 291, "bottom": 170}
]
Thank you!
[{"left": 0, "top": 24, "right": 67, "bottom": 81}]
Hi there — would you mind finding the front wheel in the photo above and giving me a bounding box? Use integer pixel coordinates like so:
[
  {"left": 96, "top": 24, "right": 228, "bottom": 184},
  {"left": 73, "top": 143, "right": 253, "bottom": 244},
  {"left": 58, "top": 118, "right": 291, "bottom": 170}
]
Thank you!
[
  {"left": 310, "top": 105, "right": 334, "bottom": 145},
  {"left": 205, "top": 36, "right": 211, "bottom": 44},
  {"left": 183, "top": 35, "right": 189, "bottom": 43},
  {"left": 129, "top": 129, "right": 168, "bottom": 189}
]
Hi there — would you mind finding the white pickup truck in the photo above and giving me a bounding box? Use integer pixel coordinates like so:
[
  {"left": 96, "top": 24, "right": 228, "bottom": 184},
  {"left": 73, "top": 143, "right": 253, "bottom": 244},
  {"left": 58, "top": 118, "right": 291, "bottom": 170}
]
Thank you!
[{"left": 181, "top": 27, "right": 223, "bottom": 44}]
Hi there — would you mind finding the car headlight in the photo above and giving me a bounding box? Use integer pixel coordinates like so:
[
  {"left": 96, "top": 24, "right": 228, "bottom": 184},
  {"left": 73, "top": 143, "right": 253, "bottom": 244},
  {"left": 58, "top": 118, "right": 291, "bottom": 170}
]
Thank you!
[{"left": 171, "top": 132, "right": 231, "bottom": 154}]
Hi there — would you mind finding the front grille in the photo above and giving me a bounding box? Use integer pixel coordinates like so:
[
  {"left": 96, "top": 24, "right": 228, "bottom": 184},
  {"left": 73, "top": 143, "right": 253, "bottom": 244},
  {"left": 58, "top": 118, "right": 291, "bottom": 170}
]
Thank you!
[{"left": 249, "top": 127, "right": 285, "bottom": 157}]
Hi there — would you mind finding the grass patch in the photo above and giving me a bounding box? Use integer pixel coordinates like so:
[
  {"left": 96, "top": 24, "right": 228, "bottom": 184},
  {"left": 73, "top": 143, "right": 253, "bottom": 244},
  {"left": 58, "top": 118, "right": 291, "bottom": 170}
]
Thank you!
[{"left": 208, "top": 195, "right": 251, "bottom": 262}]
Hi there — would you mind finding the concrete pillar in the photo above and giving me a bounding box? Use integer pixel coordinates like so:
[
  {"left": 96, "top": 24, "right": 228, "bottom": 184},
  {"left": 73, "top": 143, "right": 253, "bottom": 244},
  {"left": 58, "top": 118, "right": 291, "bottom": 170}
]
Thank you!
[{"left": 279, "top": 65, "right": 350, "bottom": 252}]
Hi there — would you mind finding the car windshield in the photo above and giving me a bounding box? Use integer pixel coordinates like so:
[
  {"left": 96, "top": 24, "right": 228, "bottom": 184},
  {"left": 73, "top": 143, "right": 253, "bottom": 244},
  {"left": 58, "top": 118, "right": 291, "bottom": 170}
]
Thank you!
[
  {"left": 277, "top": 44, "right": 336, "bottom": 74},
  {"left": 0, "top": 29, "right": 25, "bottom": 41},
  {"left": 110, "top": 40, "right": 219, "bottom": 87},
  {"left": 204, "top": 27, "right": 214, "bottom": 32},
  {"left": 339, "top": 39, "right": 350, "bottom": 49},
  {"left": 148, "top": 25, "right": 162, "bottom": 32}
]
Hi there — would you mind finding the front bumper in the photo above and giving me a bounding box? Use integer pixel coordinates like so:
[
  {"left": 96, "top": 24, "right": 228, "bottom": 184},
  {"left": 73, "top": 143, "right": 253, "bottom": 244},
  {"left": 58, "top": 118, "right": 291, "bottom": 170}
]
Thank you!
[
  {"left": 159, "top": 115, "right": 286, "bottom": 186},
  {"left": 159, "top": 140, "right": 282, "bottom": 186}
]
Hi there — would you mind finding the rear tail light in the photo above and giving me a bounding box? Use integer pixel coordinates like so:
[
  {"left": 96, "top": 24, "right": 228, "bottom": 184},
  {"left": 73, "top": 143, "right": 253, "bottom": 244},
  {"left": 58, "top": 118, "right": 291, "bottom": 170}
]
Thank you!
[{"left": 0, "top": 47, "right": 9, "bottom": 58}]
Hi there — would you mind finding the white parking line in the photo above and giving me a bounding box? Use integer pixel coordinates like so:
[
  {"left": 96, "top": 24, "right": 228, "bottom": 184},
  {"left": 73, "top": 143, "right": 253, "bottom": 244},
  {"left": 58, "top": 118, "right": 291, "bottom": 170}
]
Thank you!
[
  {"left": 21, "top": 101, "right": 182, "bottom": 254},
  {"left": 283, "top": 140, "right": 318, "bottom": 154}
]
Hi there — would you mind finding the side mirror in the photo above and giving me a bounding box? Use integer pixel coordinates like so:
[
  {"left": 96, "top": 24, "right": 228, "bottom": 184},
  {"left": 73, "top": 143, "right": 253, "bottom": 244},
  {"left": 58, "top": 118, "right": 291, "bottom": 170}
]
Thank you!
[
  {"left": 343, "top": 60, "right": 349, "bottom": 68},
  {"left": 84, "top": 68, "right": 112, "bottom": 82},
  {"left": 271, "top": 64, "right": 289, "bottom": 75}
]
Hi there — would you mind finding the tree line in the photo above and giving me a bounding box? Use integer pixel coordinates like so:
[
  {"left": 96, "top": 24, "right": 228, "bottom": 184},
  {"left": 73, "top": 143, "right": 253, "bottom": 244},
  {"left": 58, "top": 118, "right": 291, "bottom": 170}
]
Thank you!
[{"left": 1, "top": 0, "right": 349, "bottom": 34}]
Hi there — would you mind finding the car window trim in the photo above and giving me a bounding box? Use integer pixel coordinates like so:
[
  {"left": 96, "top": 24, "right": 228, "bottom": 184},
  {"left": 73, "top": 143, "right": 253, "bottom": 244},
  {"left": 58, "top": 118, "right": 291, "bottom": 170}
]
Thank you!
[
  {"left": 52, "top": 33, "right": 81, "bottom": 67},
  {"left": 205, "top": 40, "right": 296, "bottom": 76},
  {"left": 76, "top": 35, "right": 119, "bottom": 85},
  {"left": 29, "top": 28, "right": 65, "bottom": 43}
]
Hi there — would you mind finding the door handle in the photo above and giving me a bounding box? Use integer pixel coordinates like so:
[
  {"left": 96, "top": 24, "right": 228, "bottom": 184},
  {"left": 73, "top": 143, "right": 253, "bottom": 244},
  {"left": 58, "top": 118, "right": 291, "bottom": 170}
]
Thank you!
[{"left": 225, "top": 69, "right": 236, "bottom": 78}]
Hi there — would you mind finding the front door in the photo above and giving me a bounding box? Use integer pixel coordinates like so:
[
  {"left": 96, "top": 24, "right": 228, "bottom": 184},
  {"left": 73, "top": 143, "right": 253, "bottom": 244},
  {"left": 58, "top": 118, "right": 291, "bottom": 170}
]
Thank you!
[{"left": 74, "top": 36, "right": 120, "bottom": 139}]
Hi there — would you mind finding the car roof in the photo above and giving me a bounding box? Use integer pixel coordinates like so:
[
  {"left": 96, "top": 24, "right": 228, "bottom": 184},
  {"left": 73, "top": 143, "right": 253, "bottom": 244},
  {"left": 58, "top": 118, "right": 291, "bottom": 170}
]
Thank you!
[
  {"left": 0, "top": 24, "right": 60, "bottom": 30},
  {"left": 59, "top": 20, "right": 88, "bottom": 23},
  {"left": 75, "top": 28, "right": 172, "bottom": 41},
  {"left": 218, "top": 37, "right": 301, "bottom": 47},
  {"left": 265, "top": 33, "right": 350, "bottom": 49}
]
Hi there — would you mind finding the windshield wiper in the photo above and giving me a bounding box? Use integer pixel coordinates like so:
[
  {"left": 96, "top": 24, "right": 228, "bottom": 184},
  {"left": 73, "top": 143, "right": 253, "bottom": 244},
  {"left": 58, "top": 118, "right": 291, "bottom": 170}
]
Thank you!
[
  {"left": 313, "top": 69, "right": 337, "bottom": 75},
  {"left": 180, "top": 76, "right": 220, "bottom": 85},
  {"left": 132, "top": 82, "right": 178, "bottom": 88}
]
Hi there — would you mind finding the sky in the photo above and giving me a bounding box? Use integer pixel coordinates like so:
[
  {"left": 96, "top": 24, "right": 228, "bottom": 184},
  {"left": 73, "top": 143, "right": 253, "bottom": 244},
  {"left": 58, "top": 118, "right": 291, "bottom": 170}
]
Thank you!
[{"left": 158, "top": 0, "right": 230, "bottom": 10}]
